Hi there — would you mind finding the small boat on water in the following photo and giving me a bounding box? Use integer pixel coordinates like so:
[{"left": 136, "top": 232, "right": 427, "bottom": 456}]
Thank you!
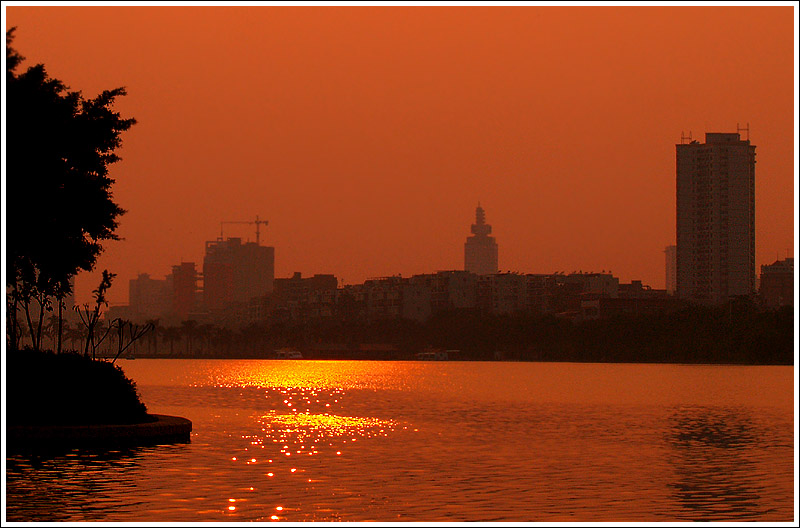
[
  {"left": 416, "top": 348, "right": 449, "bottom": 361},
  {"left": 275, "top": 348, "right": 303, "bottom": 359}
]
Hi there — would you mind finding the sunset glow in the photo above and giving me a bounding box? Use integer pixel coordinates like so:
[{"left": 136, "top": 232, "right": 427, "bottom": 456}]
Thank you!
[
  {"left": 3, "top": 4, "right": 795, "bottom": 524},
  {"left": 4, "top": 6, "right": 793, "bottom": 304}
]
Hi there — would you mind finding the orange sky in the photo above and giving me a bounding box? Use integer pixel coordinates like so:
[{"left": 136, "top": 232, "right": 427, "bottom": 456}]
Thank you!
[{"left": 4, "top": 6, "right": 796, "bottom": 306}]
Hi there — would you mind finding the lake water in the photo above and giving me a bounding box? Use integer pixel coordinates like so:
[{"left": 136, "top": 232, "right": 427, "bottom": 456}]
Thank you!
[{"left": 5, "top": 360, "right": 796, "bottom": 522}]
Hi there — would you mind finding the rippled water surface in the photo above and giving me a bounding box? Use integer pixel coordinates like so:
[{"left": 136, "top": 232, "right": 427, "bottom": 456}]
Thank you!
[{"left": 5, "top": 360, "right": 795, "bottom": 521}]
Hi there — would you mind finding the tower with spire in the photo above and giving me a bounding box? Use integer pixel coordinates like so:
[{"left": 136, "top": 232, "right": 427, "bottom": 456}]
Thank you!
[{"left": 464, "top": 203, "right": 498, "bottom": 275}]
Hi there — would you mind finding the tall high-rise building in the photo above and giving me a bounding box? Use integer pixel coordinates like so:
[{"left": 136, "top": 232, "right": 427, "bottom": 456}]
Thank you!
[
  {"left": 464, "top": 204, "right": 498, "bottom": 275},
  {"left": 203, "top": 237, "right": 275, "bottom": 313},
  {"left": 171, "top": 262, "right": 198, "bottom": 320},
  {"left": 676, "top": 132, "right": 756, "bottom": 304},
  {"left": 664, "top": 245, "right": 677, "bottom": 296}
]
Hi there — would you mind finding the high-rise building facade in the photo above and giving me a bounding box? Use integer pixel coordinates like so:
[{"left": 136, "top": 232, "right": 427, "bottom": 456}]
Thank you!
[
  {"left": 171, "top": 262, "right": 198, "bottom": 320},
  {"left": 203, "top": 237, "right": 275, "bottom": 313},
  {"left": 664, "top": 245, "right": 677, "bottom": 296},
  {"left": 676, "top": 132, "right": 756, "bottom": 304},
  {"left": 464, "top": 204, "right": 498, "bottom": 275}
]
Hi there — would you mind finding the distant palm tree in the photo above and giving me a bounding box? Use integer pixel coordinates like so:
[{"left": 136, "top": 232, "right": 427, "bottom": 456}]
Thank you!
[
  {"left": 60, "top": 319, "right": 71, "bottom": 349},
  {"left": 162, "top": 326, "right": 182, "bottom": 357},
  {"left": 211, "top": 326, "right": 234, "bottom": 358},
  {"left": 45, "top": 314, "right": 60, "bottom": 351},
  {"left": 93, "top": 321, "right": 111, "bottom": 358},
  {"left": 196, "top": 323, "right": 214, "bottom": 357},
  {"left": 144, "top": 319, "right": 161, "bottom": 356},
  {"left": 240, "top": 323, "right": 266, "bottom": 355},
  {"left": 65, "top": 324, "right": 82, "bottom": 353},
  {"left": 181, "top": 320, "right": 199, "bottom": 356}
]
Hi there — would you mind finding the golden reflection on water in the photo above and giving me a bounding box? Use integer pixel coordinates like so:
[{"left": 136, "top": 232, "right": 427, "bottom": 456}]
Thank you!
[
  {"left": 186, "top": 360, "right": 418, "bottom": 392},
  {"left": 211, "top": 369, "right": 404, "bottom": 522},
  {"left": 126, "top": 360, "right": 793, "bottom": 409},
  {"left": 244, "top": 411, "right": 401, "bottom": 461},
  {"left": 7, "top": 362, "right": 793, "bottom": 522}
]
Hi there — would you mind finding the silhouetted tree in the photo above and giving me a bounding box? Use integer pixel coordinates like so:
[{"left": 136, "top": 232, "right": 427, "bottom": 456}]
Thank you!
[
  {"left": 109, "top": 318, "right": 153, "bottom": 364},
  {"left": 6, "top": 28, "right": 135, "bottom": 351},
  {"left": 144, "top": 319, "right": 161, "bottom": 356},
  {"left": 75, "top": 270, "right": 115, "bottom": 359}
]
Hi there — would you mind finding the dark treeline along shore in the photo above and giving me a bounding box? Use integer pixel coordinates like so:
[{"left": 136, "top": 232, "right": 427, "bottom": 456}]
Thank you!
[{"left": 98, "top": 298, "right": 793, "bottom": 365}]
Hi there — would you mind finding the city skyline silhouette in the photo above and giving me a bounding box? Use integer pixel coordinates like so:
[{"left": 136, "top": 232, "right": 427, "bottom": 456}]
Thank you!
[
  {"left": 4, "top": 6, "right": 794, "bottom": 307},
  {"left": 4, "top": 5, "right": 795, "bottom": 524}
]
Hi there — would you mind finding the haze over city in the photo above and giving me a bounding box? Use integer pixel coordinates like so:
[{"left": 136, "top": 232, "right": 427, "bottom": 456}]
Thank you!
[
  {"left": 5, "top": 6, "right": 795, "bottom": 307},
  {"left": 4, "top": 4, "right": 797, "bottom": 524}
]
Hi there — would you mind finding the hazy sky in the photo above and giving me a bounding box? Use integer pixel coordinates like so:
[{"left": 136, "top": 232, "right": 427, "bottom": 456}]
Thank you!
[{"left": 4, "top": 6, "right": 796, "bottom": 306}]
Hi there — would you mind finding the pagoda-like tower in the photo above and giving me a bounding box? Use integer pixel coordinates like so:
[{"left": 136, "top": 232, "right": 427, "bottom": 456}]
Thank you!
[{"left": 464, "top": 204, "right": 498, "bottom": 275}]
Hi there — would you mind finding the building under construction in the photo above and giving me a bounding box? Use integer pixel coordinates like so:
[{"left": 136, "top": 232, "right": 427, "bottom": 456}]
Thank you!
[{"left": 203, "top": 218, "right": 275, "bottom": 315}]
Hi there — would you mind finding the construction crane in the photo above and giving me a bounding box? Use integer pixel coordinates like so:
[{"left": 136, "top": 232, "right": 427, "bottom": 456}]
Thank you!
[{"left": 220, "top": 215, "right": 269, "bottom": 245}]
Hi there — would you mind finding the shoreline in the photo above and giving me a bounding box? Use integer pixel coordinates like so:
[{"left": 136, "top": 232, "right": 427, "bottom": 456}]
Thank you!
[
  {"left": 7, "top": 414, "right": 192, "bottom": 453},
  {"left": 108, "top": 355, "right": 794, "bottom": 366}
]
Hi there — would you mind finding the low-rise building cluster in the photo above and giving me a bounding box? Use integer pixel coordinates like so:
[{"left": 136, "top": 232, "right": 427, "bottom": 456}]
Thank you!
[{"left": 204, "top": 270, "right": 673, "bottom": 328}]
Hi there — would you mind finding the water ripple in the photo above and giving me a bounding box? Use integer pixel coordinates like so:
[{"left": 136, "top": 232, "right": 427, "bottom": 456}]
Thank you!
[{"left": 5, "top": 361, "right": 794, "bottom": 522}]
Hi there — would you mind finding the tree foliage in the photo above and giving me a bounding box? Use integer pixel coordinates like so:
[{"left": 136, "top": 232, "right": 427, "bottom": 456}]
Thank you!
[
  {"left": 105, "top": 302, "right": 792, "bottom": 365},
  {"left": 6, "top": 28, "right": 135, "bottom": 350}
]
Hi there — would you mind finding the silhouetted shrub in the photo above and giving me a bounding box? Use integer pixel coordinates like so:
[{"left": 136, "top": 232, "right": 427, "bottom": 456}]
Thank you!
[{"left": 7, "top": 349, "right": 150, "bottom": 425}]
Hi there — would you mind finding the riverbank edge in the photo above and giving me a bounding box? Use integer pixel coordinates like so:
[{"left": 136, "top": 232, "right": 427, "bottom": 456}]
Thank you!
[
  {"left": 111, "top": 355, "right": 795, "bottom": 365},
  {"left": 6, "top": 414, "right": 192, "bottom": 452}
]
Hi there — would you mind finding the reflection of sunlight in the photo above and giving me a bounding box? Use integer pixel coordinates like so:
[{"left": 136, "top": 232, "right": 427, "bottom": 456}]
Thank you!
[
  {"left": 182, "top": 360, "right": 421, "bottom": 391},
  {"left": 231, "top": 409, "right": 404, "bottom": 471},
  {"left": 255, "top": 412, "right": 399, "bottom": 454}
]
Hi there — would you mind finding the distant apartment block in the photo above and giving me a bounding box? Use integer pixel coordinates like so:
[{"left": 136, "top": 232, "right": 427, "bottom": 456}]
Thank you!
[
  {"left": 464, "top": 204, "right": 498, "bottom": 275},
  {"left": 411, "top": 270, "right": 478, "bottom": 312},
  {"left": 548, "top": 272, "right": 620, "bottom": 316},
  {"left": 563, "top": 272, "right": 619, "bottom": 298},
  {"left": 361, "top": 276, "right": 406, "bottom": 320},
  {"left": 362, "top": 276, "right": 431, "bottom": 322},
  {"left": 526, "top": 274, "right": 558, "bottom": 314},
  {"left": 665, "top": 245, "right": 677, "bottom": 295},
  {"left": 676, "top": 132, "right": 756, "bottom": 304},
  {"left": 172, "top": 262, "right": 198, "bottom": 320},
  {"left": 759, "top": 258, "right": 794, "bottom": 308},
  {"left": 332, "top": 276, "right": 431, "bottom": 323},
  {"left": 121, "top": 265, "right": 199, "bottom": 323},
  {"left": 203, "top": 237, "right": 275, "bottom": 314},
  {"left": 271, "top": 272, "right": 338, "bottom": 320},
  {"left": 477, "top": 272, "right": 528, "bottom": 314},
  {"left": 618, "top": 280, "right": 668, "bottom": 300},
  {"left": 223, "top": 268, "right": 670, "bottom": 326},
  {"left": 581, "top": 279, "right": 670, "bottom": 319},
  {"left": 128, "top": 273, "right": 171, "bottom": 321}
]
